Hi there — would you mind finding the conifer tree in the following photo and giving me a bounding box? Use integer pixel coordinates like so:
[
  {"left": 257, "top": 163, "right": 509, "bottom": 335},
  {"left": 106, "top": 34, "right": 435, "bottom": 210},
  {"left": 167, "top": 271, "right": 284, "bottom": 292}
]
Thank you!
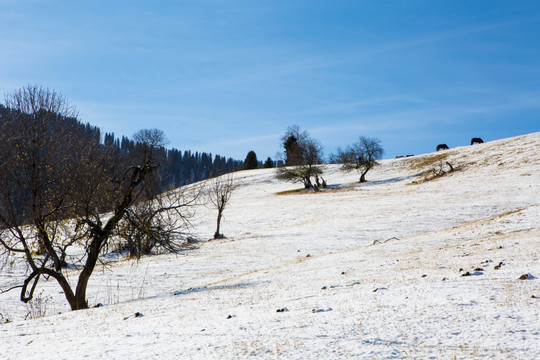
[
  {"left": 263, "top": 157, "right": 274, "bottom": 168},
  {"left": 276, "top": 125, "right": 324, "bottom": 189},
  {"left": 243, "top": 150, "right": 258, "bottom": 170}
]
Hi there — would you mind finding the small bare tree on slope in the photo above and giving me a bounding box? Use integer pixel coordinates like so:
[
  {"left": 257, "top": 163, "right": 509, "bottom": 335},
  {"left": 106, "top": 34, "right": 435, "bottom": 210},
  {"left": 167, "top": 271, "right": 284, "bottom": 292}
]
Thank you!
[
  {"left": 208, "top": 174, "right": 236, "bottom": 239},
  {"left": 117, "top": 129, "right": 201, "bottom": 259},
  {"left": 333, "top": 136, "right": 384, "bottom": 183}
]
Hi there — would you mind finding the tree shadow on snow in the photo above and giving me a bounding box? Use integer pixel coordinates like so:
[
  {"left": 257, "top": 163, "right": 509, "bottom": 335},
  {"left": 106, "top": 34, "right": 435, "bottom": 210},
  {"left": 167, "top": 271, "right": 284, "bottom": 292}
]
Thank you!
[
  {"left": 172, "top": 280, "right": 270, "bottom": 296},
  {"left": 359, "top": 173, "right": 422, "bottom": 187}
]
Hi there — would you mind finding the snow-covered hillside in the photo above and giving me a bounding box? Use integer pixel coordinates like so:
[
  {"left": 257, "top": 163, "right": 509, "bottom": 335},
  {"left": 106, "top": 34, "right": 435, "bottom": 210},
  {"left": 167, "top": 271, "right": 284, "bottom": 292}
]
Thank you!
[{"left": 1, "top": 132, "right": 539, "bottom": 359}]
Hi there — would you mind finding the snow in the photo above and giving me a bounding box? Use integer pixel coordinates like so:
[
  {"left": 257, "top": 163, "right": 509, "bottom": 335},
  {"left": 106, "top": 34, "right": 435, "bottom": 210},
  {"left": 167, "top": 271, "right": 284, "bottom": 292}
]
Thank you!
[{"left": 1, "top": 132, "right": 539, "bottom": 359}]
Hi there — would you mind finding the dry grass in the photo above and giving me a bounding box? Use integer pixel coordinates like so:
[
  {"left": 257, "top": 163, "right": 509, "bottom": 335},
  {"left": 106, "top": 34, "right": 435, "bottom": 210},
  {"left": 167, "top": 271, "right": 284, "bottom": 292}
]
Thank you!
[
  {"left": 405, "top": 152, "right": 451, "bottom": 173},
  {"left": 408, "top": 162, "right": 455, "bottom": 184},
  {"left": 275, "top": 186, "right": 351, "bottom": 196},
  {"left": 321, "top": 185, "right": 357, "bottom": 193},
  {"left": 275, "top": 188, "right": 311, "bottom": 196},
  {"left": 295, "top": 255, "right": 313, "bottom": 264}
]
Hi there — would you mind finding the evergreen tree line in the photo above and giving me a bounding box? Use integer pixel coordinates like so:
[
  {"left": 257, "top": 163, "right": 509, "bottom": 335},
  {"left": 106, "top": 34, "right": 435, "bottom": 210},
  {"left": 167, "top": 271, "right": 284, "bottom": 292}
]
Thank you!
[
  {"left": 103, "top": 131, "right": 243, "bottom": 188},
  {"left": 0, "top": 104, "right": 243, "bottom": 194}
]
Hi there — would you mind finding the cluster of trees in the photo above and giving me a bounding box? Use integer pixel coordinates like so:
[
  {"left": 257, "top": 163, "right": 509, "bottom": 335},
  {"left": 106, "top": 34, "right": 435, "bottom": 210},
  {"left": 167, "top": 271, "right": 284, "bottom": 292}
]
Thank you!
[
  {"left": 243, "top": 150, "right": 274, "bottom": 170},
  {"left": 103, "top": 132, "right": 242, "bottom": 189},
  {"left": 276, "top": 125, "right": 384, "bottom": 189},
  {"left": 276, "top": 125, "right": 324, "bottom": 189},
  {"left": 0, "top": 86, "right": 382, "bottom": 315},
  {"left": 0, "top": 110, "right": 243, "bottom": 194},
  {"left": 0, "top": 86, "right": 222, "bottom": 311}
]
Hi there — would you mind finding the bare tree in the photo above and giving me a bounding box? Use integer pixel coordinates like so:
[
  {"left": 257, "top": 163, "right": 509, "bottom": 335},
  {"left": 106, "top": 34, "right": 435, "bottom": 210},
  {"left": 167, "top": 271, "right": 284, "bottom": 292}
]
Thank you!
[
  {"left": 281, "top": 125, "right": 309, "bottom": 166},
  {"left": 133, "top": 128, "right": 168, "bottom": 148},
  {"left": 207, "top": 174, "right": 236, "bottom": 239},
  {"left": 0, "top": 86, "right": 196, "bottom": 310},
  {"left": 333, "top": 136, "right": 384, "bottom": 183},
  {"left": 118, "top": 186, "right": 201, "bottom": 259},
  {"left": 133, "top": 128, "right": 169, "bottom": 161},
  {"left": 115, "top": 128, "right": 202, "bottom": 259},
  {"left": 131, "top": 128, "right": 169, "bottom": 195},
  {"left": 276, "top": 125, "right": 324, "bottom": 189}
]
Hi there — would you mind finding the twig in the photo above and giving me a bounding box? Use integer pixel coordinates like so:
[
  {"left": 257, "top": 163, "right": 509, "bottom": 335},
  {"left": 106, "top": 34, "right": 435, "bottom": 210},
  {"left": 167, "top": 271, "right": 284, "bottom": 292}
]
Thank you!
[
  {"left": 0, "top": 284, "right": 23, "bottom": 295},
  {"left": 372, "top": 237, "right": 400, "bottom": 245}
]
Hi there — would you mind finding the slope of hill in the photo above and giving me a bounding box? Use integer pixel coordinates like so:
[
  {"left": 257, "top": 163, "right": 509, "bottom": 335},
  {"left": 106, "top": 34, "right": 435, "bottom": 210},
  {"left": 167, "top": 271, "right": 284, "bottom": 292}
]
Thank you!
[{"left": 1, "top": 132, "right": 539, "bottom": 359}]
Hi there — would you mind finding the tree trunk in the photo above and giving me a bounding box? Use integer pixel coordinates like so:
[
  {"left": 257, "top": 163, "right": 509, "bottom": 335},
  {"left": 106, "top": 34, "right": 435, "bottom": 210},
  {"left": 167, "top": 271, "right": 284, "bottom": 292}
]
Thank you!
[
  {"left": 22, "top": 269, "right": 79, "bottom": 311},
  {"left": 359, "top": 167, "right": 370, "bottom": 183},
  {"left": 55, "top": 274, "right": 78, "bottom": 311},
  {"left": 74, "top": 242, "right": 101, "bottom": 310},
  {"left": 214, "top": 211, "right": 223, "bottom": 239},
  {"left": 74, "top": 271, "right": 91, "bottom": 310},
  {"left": 359, "top": 173, "right": 366, "bottom": 183},
  {"left": 70, "top": 162, "right": 154, "bottom": 309}
]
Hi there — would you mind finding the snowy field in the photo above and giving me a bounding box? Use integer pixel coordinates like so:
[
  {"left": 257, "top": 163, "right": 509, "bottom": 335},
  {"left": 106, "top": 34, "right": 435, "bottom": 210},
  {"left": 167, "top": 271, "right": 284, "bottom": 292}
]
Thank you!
[{"left": 1, "top": 132, "right": 539, "bottom": 359}]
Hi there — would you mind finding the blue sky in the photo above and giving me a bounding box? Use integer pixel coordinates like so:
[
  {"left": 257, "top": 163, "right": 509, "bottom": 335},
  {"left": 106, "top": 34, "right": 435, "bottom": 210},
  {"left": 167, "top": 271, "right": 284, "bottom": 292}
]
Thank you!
[{"left": 1, "top": 1, "right": 539, "bottom": 161}]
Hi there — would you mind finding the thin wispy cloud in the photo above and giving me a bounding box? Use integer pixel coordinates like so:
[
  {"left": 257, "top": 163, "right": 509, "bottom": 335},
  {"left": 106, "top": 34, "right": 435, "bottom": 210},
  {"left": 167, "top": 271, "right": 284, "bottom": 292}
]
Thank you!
[{"left": 1, "top": 1, "right": 539, "bottom": 160}]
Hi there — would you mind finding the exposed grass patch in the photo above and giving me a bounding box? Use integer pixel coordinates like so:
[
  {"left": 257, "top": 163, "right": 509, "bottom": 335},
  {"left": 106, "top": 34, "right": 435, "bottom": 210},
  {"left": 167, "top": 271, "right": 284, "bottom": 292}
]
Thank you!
[
  {"left": 492, "top": 208, "right": 525, "bottom": 219},
  {"left": 406, "top": 152, "right": 451, "bottom": 173},
  {"left": 408, "top": 160, "right": 457, "bottom": 184},
  {"left": 276, "top": 182, "right": 359, "bottom": 195},
  {"left": 275, "top": 187, "right": 336, "bottom": 196},
  {"left": 275, "top": 188, "right": 309, "bottom": 196},
  {"left": 312, "top": 183, "right": 360, "bottom": 193}
]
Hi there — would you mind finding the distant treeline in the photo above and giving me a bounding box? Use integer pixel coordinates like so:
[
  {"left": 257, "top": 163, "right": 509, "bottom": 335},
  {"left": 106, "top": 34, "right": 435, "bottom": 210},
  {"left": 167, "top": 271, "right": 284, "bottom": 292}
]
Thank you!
[
  {"left": 102, "top": 132, "right": 243, "bottom": 188},
  {"left": 0, "top": 104, "right": 243, "bottom": 191}
]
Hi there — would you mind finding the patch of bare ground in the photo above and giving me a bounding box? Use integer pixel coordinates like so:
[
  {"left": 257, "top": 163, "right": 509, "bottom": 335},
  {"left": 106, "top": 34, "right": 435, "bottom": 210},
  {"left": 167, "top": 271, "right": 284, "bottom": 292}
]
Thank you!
[
  {"left": 403, "top": 151, "right": 452, "bottom": 173},
  {"left": 322, "top": 183, "right": 360, "bottom": 193},
  {"left": 275, "top": 188, "right": 310, "bottom": 196},
  {"left": 408, "top": 160, "right": 462, "bottom": 184},
  {"left": 275, "top": 184, "right": 355, "bottom": 196}
]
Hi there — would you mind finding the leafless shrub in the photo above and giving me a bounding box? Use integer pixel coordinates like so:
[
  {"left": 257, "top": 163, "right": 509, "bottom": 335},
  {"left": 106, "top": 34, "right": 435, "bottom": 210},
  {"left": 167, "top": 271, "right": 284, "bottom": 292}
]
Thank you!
[
  {"left": 412, "top": 160, "right": 455, "bottom": 183},
  {"left": 25, "top": 290, "right": 51, "bottom": 320},
  {"left": 207, "top": 174, "right": 237, "bottom": 239},
  {"left": 118, "top": 186, "right": 202, "bottom": 259},
  {"left": 432, "top": 161, "right": 454, "bottom": 177},
  {"left": 407, "top": 152, "right": 450, "bottom": 173}
]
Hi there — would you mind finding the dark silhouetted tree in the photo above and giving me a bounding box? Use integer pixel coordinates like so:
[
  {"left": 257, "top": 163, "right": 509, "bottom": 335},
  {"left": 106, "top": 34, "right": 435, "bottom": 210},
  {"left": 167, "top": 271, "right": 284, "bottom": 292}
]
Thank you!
[
  {"left": 276, "top": 126, "right": 324, "bottom": 189},
  {"left": 282, "top": 125, "right": 308, "bottom": 166},
  {"left": 243, "top": 150, "right": 258, "bottom": 170},
  {"left": 263, "top": 157, "right": 274, "bottom": 168}
]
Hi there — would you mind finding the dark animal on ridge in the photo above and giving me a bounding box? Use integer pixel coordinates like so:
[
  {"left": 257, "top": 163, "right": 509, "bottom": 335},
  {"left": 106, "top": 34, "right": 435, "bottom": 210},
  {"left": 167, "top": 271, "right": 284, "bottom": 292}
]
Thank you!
[
  {"left": 436, "top": 144, "right": 449, "bottom": 151},
  {"left": 471, "top": 137, "right": 484, "bottom": 145}
]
